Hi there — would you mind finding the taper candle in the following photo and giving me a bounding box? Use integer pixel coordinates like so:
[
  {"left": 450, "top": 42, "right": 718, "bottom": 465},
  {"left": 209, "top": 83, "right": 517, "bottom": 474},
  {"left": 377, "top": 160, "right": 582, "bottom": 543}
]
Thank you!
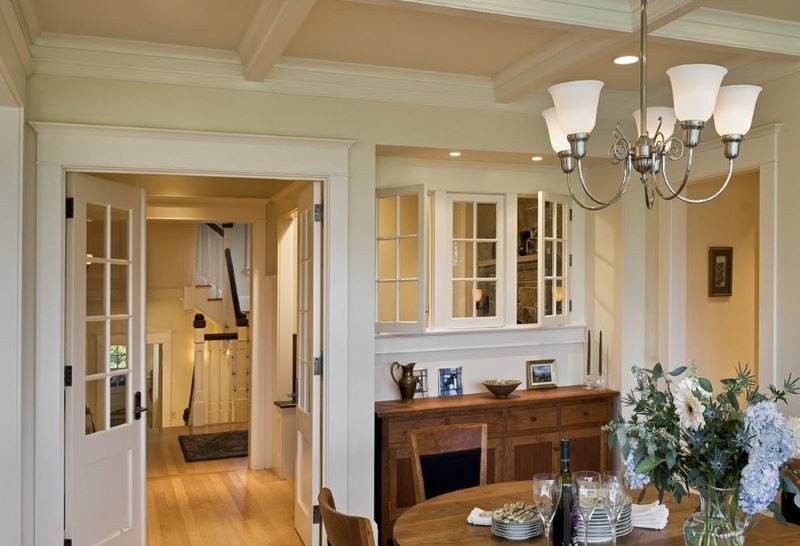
[
  {"left": 586, "top": 331, "right": 591, "bottom": 374},
  {"left": 599, "top": 330, "right": 603, "bottom": 375}
]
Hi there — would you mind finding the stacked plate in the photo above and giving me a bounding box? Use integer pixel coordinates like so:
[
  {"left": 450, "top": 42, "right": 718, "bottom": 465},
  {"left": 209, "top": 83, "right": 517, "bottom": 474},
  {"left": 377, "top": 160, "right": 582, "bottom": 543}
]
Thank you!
[
  {"left": 490, "top": 503, "right": 543, "bottom": 541},
  {"left": 574, "top": 501, "right": 633, "bottom": 544}
]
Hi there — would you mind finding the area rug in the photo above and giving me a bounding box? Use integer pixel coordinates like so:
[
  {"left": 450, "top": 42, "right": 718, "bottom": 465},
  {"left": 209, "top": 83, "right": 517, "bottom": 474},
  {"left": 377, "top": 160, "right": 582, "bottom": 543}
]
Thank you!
[{"left": 178, "top": 430, "right": 248, "bottom": 462}]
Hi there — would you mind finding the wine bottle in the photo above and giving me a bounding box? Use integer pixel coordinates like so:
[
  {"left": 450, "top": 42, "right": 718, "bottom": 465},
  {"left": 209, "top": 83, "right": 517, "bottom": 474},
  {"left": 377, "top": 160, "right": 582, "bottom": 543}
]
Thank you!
[{"left": 553, "top": 438, "right": 574, "bottom": 546}]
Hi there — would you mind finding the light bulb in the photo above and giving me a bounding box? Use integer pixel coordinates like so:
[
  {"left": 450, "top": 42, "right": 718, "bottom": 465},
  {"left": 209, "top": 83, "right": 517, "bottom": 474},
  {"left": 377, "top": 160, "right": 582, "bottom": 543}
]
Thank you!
[
  {"left": 713, "top": 85, "right": 762, "bottom": 136},
  {"left": 547, "top": 80, "right": 604, "bottom": 135},
  {"left": 666, "top": 64, "right": 727, "bottom": 122}
]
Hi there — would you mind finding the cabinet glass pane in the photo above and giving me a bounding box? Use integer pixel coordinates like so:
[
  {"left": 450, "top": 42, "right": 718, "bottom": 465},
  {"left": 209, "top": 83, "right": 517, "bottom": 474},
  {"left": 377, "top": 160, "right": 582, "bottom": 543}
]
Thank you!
[
  {"left": 86, "top": 204, "right": 106, "bottom": 259},
  {"left": 476, "top": 280, "right": 496, "bottom": 317},
  {"left": 476, "top": 242, "right": 496, "bottom": 274},
  {"left": 398, "top": 238, "right": 418, "bottom": 279},
  {"left": 377, "top": 239, "right": 397, "bottom": 280},
  {"left": 476, "top": 203, "right": 496, "bottom": 239},
  {"left": 85, "top": 379, "right": 107, "bottom": 434},
  {"left": 556, "top": 242, "right": 564, "bottom": 276},
  {"left": 377, "top": 282, "right": 396, "bottom": 322},
  {"left": 544, "top": 201, "right": 554, "bottom": 237},
  {"left": 556, "top": 280, "right": 565, "bottom": 315},
  {"left": 545, "top": 242, "right": 554, "bottom": 276},
  {"left": 86, "top": 320, "right": 106, "bottom": 376},
  {"left": 110, "top": 207, "right": 129, "bottom": 260},
  {"left": 86, "top": 263, "right": 105, "bottom": 317},
  {"left": 452, "top": 241, "right": 473, "bottom": 279},
  {"left": 517, "top": 197, "right": 538, "bottom": 325},
  {"left": 452, "top": 202, "right": 473, "bottom": 239},
  {"left": 398, "top": 195, "right": 418, "bottom": 236},
  {"left": 377, "top": 197, "right": 397, "bottom": 238},
  {"left": 556, "top": 204, "right": 564, "bottom": 238},
  {"left": 545, "top": 279, "right": 553, "bottom": 316},
  {"left": 110, "top": 319, "right": 129, "bottom": 370},
  {"left": 398, "top": 281, "right": 418, "bottom": 321},
  {"left": 110, "top": 374, "right": 128, "bottom": 428},
  {"left": 110, "top": 264, "right": 128, "bottom": 316},
  {"left": 452, "top": 280, "right": 473, "bottom": 318}
]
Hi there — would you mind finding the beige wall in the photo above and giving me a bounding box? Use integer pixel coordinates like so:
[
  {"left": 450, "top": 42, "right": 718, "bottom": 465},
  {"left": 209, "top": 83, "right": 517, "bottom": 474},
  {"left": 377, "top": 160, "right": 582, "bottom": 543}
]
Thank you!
[{"left": 686, "top": 172, "right": 759, "bottom": 386}]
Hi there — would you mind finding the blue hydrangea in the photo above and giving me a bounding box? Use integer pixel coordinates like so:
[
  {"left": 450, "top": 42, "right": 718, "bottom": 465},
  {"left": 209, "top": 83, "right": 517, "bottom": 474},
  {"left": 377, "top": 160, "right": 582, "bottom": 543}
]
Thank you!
[
  {"left": 743, "top": 401, "right": 795, "bottom": 468},
  {"left": 738, "top": 461, "right": 780, "bottom": 515},
  {"left": 624, "top": 452, "right": 651, "bottom": 490}
]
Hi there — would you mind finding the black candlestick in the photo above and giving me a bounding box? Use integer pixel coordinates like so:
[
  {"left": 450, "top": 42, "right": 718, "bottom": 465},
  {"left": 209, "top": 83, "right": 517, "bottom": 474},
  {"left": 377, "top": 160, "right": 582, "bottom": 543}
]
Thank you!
[
  {"left": 599, "top": 330, "right": 603, "bottom": 375},
  {"left": 586, "top": 331, "right": 591, "bottom": 374}
]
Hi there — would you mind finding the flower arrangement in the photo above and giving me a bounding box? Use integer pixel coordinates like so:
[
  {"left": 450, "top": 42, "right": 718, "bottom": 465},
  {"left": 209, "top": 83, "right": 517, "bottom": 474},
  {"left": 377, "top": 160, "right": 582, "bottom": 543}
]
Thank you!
[{"left": 604, "top": 363, "right": 800, "bottom": 532}]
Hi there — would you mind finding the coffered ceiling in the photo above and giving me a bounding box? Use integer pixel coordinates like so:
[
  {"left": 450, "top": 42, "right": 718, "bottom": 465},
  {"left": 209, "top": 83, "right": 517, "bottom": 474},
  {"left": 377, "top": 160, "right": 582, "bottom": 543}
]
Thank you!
[{"left": 5, "top": 0, "right": 800, "bottom": 115}]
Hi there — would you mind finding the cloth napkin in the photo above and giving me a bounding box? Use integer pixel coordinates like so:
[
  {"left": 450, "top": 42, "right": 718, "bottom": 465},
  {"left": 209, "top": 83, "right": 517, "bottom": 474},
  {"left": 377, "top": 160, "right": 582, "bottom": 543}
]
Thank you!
[
  {"left": 631, "top": 501, "right": 669, "bottom": 530},
  {"left": 467, "top": 507, "right": 493, "bottom": 526}
]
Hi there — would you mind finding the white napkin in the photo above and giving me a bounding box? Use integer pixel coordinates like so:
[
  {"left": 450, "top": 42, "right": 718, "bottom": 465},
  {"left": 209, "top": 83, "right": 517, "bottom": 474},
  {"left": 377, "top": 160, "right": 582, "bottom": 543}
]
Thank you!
[
  {"left": 631, "top": 501, "right": 669, "bottom": 530},
  {"left": 467, "top": 507, "right": 493, "bottom": 526}
]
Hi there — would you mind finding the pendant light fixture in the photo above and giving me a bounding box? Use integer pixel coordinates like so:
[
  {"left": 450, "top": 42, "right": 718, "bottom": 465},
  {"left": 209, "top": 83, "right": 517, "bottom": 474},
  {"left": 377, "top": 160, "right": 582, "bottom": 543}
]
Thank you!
[{"left": 542, "top": 0, "right": 762, "bottom": 210}]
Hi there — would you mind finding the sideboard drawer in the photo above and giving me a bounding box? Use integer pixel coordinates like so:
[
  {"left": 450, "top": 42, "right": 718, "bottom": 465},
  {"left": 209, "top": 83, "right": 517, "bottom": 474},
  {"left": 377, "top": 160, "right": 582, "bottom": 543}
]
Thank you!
[
  {"left": 506, "top": 407, "right": 557, "bottom": 432},
  {"left": 387, "top": 417, "right": 445, "bottom": 447},
  {"left": 448, "top": 411, "right": 505, "bottom": 435},
  {"left": 561, "top": 401, "right": 610, "bottom": 425}
]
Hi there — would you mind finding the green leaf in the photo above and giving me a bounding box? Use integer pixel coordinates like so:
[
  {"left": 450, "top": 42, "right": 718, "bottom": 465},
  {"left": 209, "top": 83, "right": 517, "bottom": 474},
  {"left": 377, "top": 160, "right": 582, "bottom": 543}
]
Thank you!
[
  {"left": 666, "top": 449, "right": 676, "bottom": 469},
  {"left": 669, "top": 365, "right": 688, "bottom": 377},
  {"left": 652, "top": 363, "right": 663, "bottom": 382},
  {"left": 726, "top": 390, "right": 740, "bottom": 411},
  {"left": 782, "top": 475, "right": 799, "bottom": 494},
  {"left": 698, "top": 377, "right": 713, "bottom": 393},
  {"left": 770, "top": 502, "right": 787, "bottom": 524},
  {"left": 635, "top": 456, "right": 664, "bottom": 474}
]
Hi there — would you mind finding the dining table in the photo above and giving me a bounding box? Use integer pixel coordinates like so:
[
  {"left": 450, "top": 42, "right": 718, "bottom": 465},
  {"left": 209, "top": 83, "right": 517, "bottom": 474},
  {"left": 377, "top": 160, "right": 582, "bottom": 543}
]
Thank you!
[{"left": 392, "top": 481, "right": 800, "bottom": 545}]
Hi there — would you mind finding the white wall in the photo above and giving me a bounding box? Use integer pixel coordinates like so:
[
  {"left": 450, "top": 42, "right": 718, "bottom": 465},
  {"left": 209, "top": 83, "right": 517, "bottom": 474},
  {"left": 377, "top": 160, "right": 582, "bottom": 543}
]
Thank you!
[{"left": 686, "top": 171, "right": 759, "bottom": 386}]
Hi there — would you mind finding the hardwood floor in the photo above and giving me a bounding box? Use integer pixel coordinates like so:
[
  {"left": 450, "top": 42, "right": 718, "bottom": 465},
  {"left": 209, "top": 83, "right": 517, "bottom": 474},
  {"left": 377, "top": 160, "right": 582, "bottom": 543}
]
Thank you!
[{"left": 147, "top": 423, "right": 303, "bottom": 546}]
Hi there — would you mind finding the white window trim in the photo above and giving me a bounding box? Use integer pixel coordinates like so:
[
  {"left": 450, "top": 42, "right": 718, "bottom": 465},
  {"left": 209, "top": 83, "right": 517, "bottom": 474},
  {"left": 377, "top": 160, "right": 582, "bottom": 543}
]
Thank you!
[
  {"left": 433, "top": 192, "right": 505, "bottom": 329},
  {"left": 375, "top": 185, "right": 427, "bottom": 333}
]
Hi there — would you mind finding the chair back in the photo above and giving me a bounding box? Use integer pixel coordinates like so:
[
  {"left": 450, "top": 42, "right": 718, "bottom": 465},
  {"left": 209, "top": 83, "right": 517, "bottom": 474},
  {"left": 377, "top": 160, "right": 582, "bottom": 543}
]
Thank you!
[
  {"left": 318, "top": 488, "right": 376, "bottom": 546},
  {"left": 409, "top": 423, "right": 488, "bottom": 504}
]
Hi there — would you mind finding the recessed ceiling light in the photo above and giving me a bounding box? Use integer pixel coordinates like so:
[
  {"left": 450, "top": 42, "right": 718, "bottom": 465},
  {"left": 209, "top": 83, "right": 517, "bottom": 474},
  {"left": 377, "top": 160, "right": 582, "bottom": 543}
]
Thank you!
[
  {"left": 531, "top": 155, "right": 544, "bottom": 162},
  {"left": 614, "top": 55, "right": 639, "bottom": 65},
  {"left": 449, "top": 151, "right": 462, "bottom": 158}
]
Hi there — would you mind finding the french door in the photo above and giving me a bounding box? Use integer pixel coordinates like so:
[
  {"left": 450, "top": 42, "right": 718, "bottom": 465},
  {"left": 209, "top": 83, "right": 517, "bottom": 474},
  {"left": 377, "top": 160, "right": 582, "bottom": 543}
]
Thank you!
[
  {"left": 294, "top": 183, "right": 323, "bottom": 546},
  {"left": 65, "top": 173, "right": 146, "bottom": 545}
]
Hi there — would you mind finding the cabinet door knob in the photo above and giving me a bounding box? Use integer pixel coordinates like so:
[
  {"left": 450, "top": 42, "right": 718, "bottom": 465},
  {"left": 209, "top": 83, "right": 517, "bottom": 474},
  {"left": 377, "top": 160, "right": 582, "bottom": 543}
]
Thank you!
[
  {"left": 583, "top": 410, "right": 589, "bottom": 416},
  {"left": 530, "top": 416, "right": 537, "bottom": 422},
  {"left": 553, "top": 446, "right": 559, "bottom": 452}
]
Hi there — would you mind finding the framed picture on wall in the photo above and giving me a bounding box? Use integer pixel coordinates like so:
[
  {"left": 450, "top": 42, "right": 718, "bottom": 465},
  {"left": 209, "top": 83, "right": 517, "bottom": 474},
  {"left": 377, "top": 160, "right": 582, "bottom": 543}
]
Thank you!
[
  {"left": 526, "top": 359, "right": 557, "bottom": 389},
  {"left": 708, "top": 247, "right": 733, "bottom": 297}
]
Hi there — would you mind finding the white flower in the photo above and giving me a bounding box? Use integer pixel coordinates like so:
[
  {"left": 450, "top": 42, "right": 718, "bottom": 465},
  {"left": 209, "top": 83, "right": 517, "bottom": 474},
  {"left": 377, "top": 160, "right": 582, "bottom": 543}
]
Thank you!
[
  {"left": 674, "top": 387, "right": 706, "bottom": 431},
  {"left": 679, "top": 377, "right": 711, "bottom": 400},
  {"left": 791, "top": 416, "right": 800, "bottom": 458}
]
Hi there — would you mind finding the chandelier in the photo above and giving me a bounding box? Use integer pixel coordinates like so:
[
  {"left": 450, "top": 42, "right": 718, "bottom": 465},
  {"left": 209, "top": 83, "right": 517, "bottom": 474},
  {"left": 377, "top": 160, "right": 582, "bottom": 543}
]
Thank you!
[{"left": 542, "top": 0, "right": 762, "bottom": 210}]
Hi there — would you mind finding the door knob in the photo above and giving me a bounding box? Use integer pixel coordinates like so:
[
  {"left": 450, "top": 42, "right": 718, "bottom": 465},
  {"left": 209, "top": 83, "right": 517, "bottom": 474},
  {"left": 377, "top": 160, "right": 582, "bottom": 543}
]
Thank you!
[{"left": 134, "top": 391, "right": 148, "bottom": 421}]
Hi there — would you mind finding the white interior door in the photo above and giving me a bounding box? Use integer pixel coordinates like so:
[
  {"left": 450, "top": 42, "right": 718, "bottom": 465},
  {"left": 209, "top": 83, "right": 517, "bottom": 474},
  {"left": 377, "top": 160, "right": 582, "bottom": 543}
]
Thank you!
[
  {"left": 294, "top": 183, "right": 322, "bottom": 546},
  {"left": 65, "top": 173, "right": 146, "bottom": 545}
]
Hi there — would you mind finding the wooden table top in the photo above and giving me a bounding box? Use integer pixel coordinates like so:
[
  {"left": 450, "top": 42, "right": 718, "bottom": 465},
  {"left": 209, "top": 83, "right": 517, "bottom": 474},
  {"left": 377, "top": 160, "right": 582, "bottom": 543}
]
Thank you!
[{"left": 392, "top": 481, "right": 800, "bottom": 546}]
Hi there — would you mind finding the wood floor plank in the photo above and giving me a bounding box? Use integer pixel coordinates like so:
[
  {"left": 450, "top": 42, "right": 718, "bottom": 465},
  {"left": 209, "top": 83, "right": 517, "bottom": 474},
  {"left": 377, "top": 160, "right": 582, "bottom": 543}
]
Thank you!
[{"left": 146, "top": 424, "right": 303, "bottom": 546}]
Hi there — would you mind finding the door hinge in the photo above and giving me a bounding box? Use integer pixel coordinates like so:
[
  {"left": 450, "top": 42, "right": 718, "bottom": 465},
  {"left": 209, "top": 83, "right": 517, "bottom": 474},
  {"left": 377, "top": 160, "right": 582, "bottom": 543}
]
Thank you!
[
  {"left": 65, "top": 197, "right": 74, "bottom": 219},
  {"left": 314, "top": 203, "right": 323, "bottom": 223},
  {"left": 569, "top": 254, "right": 573, "bottom": 267},
  {"left": 313, "top": 356, "right": 323, "bottom": 376},
  {"left": 312, "top": 504, "right": 321, "bottom": 524},
  {"left": 569, "top": 300, "right": 573, "bottom": 313},
  {"left": 64, "top": 365, "right": 73, "bottom": 387},
  {"left": 569, "top": 207, "right": 573, "bottom": 221},
  {"left": 64, "top": 539, "right": 72, "bottom": 546}
]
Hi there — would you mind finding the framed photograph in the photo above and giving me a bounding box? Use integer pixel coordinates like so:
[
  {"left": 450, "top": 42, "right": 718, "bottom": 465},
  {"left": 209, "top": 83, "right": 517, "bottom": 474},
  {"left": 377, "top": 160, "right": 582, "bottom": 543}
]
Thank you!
[
  {"left": 708, "top": 247, "right": 733, "bottom": 297},
  {"left": 413, "top": 368, "right": 429, "bottom": 398},
  {"left": 438, "top": 367, "right": 463, "bottom": 396},
  {"left": 526, "top": 359, "right": 557, "bottom": 389}
]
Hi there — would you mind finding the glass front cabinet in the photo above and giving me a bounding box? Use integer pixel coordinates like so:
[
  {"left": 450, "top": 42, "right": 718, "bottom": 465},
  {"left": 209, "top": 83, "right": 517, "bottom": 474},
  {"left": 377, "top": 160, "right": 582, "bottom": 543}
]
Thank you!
[{"left": 376, "top": 188, "right": 571, "bottom": 333}]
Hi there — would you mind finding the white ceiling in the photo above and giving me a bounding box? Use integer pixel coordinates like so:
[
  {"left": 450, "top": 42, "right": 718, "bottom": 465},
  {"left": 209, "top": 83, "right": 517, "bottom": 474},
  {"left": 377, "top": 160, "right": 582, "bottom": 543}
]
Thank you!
[{"left": 704, "top": 0, "right": 800, "bottom": 22}]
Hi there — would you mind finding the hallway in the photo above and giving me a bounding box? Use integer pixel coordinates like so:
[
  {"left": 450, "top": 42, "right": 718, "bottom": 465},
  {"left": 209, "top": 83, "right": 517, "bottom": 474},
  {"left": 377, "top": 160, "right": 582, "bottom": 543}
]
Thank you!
[{"left": 146, "top": 424, "right": 303, "bottom": 546}]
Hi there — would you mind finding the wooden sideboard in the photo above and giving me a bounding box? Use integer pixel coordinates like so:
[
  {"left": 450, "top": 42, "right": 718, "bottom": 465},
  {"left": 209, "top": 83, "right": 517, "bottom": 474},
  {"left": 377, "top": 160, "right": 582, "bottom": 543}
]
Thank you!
[{"left": 374, "top": 386, "right": 620, "bottom": 546}]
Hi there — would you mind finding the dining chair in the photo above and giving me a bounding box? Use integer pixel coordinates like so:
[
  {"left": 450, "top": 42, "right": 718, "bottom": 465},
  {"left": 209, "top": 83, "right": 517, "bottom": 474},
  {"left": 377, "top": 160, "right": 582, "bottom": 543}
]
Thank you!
[
  {"left": 318, "top": 488, "right": 377, "bottom": 546},
  {"left": 408, "top": 423, "right": 488, "bottom": 503}
]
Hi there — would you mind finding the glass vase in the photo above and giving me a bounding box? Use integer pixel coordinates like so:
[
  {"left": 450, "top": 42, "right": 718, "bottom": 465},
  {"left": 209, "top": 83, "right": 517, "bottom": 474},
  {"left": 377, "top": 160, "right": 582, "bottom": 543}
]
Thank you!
[{"left": 683, "top": 487, "right": 748, "bottom": 546}]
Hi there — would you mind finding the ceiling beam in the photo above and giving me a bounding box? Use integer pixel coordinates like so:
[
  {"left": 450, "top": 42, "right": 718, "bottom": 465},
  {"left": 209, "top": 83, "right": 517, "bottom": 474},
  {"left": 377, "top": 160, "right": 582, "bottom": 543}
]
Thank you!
[
  {"left": 653, "top": 8, "right": 800, "bottom": 57},
  {"left": 238, "top": 0, "right": 317, "bottom": 82},
  {"left": 633, "top": 0, "right": 706, "bottom": 31},
  {"left": 493, "top": 34, "right": 621, "bottom": 103}
]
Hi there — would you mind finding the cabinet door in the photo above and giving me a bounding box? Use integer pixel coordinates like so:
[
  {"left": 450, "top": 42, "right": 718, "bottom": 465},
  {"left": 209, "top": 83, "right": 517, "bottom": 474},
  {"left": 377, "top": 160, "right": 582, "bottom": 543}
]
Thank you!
[
  {"left": 388, "top": 448, "right": 418, "bottom": 522},
  {"left": 487, "top": 438, "right": 504, "bottom": 484},
  {"left": 566, "top": 428, "right": 606, "bottom": 473},
  {"left": 507, "top": 433, "right": 558, "bottom": 481}
]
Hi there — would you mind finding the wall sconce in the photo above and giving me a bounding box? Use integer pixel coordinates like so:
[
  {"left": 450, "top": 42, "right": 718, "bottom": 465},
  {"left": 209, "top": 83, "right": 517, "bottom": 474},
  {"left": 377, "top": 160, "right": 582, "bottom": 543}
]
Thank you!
[{"left": 555, "top": 286, "right": 564, "bottom": 303}]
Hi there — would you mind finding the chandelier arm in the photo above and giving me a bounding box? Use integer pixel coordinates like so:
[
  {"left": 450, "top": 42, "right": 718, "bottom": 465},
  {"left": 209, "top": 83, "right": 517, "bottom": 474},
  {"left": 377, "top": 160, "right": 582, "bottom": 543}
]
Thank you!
[
  {"left": 576, "top": 156, "right": 632, "bottom": 206},
  {"left": 674, "top": 159, "right": 735, "bottom": 204},
  {"left": 566, "top": 172, "right": 610, "bottom": 211},
  {"left": 655, "top": 146, "right": 695, "bottom": 200}
]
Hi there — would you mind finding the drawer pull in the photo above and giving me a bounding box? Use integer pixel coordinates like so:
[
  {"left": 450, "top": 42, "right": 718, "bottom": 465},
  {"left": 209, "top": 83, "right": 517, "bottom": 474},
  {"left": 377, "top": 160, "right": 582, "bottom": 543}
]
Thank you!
[
  {"left": 530, "top": 416, "right": 537, "bottom": 422},
  {"left": 553, "top": 446, "right": 559, "bottom": 452},
  {"left": 583, "top": 410, "right": 589, "bottom": 417}
]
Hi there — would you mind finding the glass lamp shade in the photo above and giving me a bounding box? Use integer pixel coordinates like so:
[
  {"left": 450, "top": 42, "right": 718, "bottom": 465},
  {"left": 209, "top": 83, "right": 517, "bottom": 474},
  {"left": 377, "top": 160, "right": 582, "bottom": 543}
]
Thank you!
[
  {"left": 632, "top": 107, "right": 677, "bottom": 138},
  {"left": 666, "top": 64, "right": 727, "bottom": 122},
  {"left": 713, "top": 85, "right": 762, "bottom": 136},
  {"left": 542, "top": 108, "right": 570, "bottom": 153},
  {"left": 547, "top": 80, "right": 604, "bottom": 135}
]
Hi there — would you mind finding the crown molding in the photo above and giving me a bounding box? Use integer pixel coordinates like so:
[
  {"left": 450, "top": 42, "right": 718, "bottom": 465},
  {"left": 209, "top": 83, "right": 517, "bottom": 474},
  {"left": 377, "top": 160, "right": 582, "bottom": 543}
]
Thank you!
[
  {"left": 653, "top": 8, "right": 800, "bottom": 57},
  {"left": 0, "top": 0, "right": 33, "bottom": 74}
]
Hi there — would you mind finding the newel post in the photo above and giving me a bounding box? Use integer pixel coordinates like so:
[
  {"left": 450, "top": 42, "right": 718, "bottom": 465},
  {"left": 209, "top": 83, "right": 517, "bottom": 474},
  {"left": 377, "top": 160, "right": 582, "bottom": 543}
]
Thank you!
[
  {"left": 235, "top": 314, "right": 250, "bottom": 423},
  {"left": 192, "top": 313, "right": 208, "bottom": 426}
]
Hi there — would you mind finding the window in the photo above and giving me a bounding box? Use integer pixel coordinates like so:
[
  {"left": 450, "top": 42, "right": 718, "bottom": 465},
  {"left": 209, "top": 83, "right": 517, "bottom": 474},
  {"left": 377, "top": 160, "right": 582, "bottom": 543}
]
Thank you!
[
  {"left": 375, "top": 186, "right": 426, "bottom": 333},
  {"left": 375, "top": 189, "right": 570, "bottom": 332}
]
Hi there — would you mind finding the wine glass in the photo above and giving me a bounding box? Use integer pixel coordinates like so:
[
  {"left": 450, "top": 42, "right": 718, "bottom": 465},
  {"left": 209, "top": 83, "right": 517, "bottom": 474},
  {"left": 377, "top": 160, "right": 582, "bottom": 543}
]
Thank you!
[
  {"left": 532, "top": 473, "right": 562, "bottom": 546},
  {"left": 572, "top": 471, "right": 602, "bottom": 546},
  {"left": 602, "top": 472, "right": 629, "bottom": 545}
]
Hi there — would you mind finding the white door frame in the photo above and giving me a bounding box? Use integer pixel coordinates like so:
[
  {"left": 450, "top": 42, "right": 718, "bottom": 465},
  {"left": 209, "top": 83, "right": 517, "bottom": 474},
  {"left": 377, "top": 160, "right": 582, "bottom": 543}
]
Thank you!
[
  {"left": 658, "top": 123, "right": 781, "bottom": 390},
  {"left": 146, "top": 331, "right": 173, "bottom": 428},
  {"left": 31, "top": 122, "right": 353, "bottom": 545}
]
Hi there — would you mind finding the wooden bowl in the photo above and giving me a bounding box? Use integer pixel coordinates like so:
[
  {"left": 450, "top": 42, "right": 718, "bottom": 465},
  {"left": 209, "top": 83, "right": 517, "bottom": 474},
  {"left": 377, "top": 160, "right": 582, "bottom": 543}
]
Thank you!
[{"left": 482, "top": 379, "right": 521, "bottom": 398}]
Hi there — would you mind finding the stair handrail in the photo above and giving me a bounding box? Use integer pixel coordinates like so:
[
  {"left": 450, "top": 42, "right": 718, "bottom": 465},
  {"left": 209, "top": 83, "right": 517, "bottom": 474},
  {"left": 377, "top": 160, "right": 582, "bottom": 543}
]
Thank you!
[{"left": 224, "top": 247, "right": 249, "bottom": 327}]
